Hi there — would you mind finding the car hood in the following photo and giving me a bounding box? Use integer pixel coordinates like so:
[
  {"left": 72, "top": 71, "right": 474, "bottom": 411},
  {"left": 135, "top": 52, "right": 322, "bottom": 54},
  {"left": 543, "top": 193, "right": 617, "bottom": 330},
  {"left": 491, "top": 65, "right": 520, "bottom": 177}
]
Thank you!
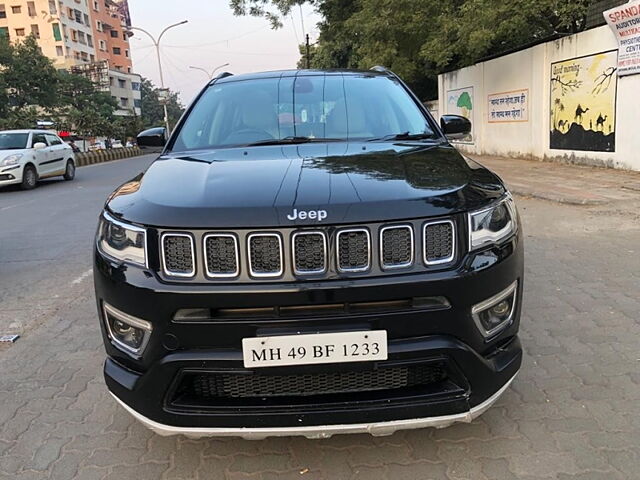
[{"left": 106, "top": 142, "right": 505, "bottom": 228}]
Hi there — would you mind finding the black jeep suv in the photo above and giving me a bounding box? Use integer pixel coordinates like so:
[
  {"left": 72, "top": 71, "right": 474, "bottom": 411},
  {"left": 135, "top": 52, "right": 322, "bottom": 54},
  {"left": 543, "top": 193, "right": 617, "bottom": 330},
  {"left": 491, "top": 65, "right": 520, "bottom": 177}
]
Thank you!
[{"left": 94, "top": 68, "right": 523, "bottom": 439}]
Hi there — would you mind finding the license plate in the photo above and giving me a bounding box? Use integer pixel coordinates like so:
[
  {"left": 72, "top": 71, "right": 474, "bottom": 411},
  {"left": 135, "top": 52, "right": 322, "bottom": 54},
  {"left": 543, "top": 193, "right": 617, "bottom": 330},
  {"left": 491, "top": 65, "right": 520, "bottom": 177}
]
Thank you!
[{"left": 242, "top": 330, "right": 388, "bottom": 368}]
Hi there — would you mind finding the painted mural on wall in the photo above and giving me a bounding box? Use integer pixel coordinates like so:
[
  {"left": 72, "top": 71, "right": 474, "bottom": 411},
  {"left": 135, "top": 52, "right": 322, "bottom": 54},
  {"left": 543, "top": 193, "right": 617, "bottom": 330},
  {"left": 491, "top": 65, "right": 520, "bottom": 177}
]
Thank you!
[
  {"left": 488, "top": 89, "right": 529, "bottom": 123},
  {"left": 550, "top": 51, "right": 618, "bottom": 152},
  {"left": 446, "top": 87, "right": 474, "bottom": 143}
]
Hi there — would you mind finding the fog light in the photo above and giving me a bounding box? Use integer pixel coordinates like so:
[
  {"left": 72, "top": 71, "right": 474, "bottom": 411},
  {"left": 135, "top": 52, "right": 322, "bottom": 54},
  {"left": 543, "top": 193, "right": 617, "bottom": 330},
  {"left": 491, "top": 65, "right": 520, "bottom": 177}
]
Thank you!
[
  {"left": 103, "top": 303, "right": 152, "bottom": 356},
  {"left": 472, "top": 281, "right": 518, "bottom": 339}
]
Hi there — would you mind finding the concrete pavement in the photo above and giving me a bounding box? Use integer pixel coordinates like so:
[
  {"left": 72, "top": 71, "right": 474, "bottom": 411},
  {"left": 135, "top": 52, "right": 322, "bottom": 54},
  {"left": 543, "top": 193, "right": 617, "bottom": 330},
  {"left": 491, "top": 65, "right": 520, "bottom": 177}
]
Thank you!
[{"left": 0, "top": 155, "right": 639, "bottom": 479}]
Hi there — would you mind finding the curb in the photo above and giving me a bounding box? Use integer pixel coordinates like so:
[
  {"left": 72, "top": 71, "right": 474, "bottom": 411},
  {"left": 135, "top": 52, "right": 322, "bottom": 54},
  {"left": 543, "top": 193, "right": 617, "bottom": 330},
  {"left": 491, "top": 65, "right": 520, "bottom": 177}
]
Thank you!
[{"left": 76, "top": 147, "right": 142, "bottom": 168}]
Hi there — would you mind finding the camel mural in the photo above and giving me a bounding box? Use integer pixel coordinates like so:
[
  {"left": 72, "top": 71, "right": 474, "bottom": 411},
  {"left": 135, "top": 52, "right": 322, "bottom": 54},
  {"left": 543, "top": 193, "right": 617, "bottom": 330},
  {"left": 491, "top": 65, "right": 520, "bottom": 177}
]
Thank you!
[{"left": 550, "top": 51, "right": 617, "bottom": 152}]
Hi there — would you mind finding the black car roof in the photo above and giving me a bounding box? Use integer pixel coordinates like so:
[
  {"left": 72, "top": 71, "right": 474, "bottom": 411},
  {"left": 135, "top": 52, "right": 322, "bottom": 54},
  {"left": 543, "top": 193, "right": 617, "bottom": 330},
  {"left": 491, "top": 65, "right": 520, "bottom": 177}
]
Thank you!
[{"left": 213, "top": 69, "right": 393, "bottom": 84}]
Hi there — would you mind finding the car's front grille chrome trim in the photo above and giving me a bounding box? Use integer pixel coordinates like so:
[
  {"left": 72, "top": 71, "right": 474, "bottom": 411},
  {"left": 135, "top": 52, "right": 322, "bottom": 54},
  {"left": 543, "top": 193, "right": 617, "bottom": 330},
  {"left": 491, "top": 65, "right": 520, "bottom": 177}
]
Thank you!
[
  {"left": 161, "top": 233, "right": 196, "bottom": 278},
  {"left": 292, "top": 231, "right": 328, "bottom": 275},
  {"left": 336, "top": 228, "right": 371, "bottom": 273},
  {"left": 380, "top": 225, "right": 414, "bottom": 270},
  {"left": 423, "top": 220, "right": 456, "bottom": 266},
  {"left": 203, "top": 233, "right": 240, "bottom": 278},
  {"left": 248, "top": 233, "right": 284, "bottom": 278}
]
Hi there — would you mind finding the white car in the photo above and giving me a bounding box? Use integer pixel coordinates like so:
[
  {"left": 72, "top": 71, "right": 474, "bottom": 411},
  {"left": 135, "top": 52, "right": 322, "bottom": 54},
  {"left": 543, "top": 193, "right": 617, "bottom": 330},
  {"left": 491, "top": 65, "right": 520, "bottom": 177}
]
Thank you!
[{"left": 0, "top": 130, "right": 76, "bottom": 190}]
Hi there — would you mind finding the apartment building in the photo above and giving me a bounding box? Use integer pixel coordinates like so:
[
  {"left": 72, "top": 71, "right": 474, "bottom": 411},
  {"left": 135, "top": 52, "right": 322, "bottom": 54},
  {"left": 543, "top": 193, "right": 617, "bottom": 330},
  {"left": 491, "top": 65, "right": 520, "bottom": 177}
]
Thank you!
[{"left": 0, "top": 0, "right": 141, "bottom": 116}]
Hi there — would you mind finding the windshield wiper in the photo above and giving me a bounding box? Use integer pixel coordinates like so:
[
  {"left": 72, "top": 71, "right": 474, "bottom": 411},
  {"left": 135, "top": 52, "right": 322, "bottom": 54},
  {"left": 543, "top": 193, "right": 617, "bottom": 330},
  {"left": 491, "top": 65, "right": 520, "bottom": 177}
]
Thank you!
[
  {"left": 245, "top": 136, "right": 344, "bottom": 146},
  {"left": 367, "top": 132, "right": 436, "bottom": 142}
]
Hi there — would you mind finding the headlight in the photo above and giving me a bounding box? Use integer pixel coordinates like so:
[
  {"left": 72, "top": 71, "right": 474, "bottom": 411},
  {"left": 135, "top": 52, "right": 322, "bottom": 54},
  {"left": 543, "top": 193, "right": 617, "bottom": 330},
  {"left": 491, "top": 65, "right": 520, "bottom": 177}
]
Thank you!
[
  {"left": 468, "top": 195, "right": 518, "bottom": 251},
  {"left": 97, "top": 212, "right": 147, "bottom": 266},
  {"left": 1, "top": 154, "right": 23, "bottom": 166}
]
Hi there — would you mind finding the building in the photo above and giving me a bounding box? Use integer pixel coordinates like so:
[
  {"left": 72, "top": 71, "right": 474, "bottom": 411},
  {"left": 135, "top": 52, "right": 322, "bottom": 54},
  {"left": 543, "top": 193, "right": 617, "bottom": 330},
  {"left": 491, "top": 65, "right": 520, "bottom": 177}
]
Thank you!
[{"left": 0, "top": 0, "right": 140, "bottom": 117}]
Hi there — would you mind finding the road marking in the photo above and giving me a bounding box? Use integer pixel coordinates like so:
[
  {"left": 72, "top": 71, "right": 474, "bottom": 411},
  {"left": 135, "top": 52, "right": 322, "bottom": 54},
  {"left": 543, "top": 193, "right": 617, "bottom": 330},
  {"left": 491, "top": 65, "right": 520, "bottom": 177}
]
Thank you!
[{"left": 71, "top": 269, "right": 93, "bottom": 285}]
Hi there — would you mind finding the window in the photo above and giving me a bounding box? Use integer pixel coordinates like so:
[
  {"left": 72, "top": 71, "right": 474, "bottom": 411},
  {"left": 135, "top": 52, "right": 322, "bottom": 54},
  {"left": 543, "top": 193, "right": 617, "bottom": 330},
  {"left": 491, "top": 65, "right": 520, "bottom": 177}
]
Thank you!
[
  {"left": 15, "top": 28, "right": 25, "bottom": 36},
  {"left": 120, "top": 97, "right": 128, "bottom": 107},
  {"left": 172, "top": 75, "right": 438, "bottom": 152},
  {"left": 115, "top": 65, "right": 121, "bottom": 71},
  {"left": 30, "top": 24, "right": 39, "bottom": 38},
  {"left": 48, "top": 0, "right": 56, "bottom": 14},
  {"left": 11, "top": 5, "right": 21, "bottom": 14},
  {"left": 67, "top": 7, "right": 73, "bottom": 18},
  {"left": 80, "top": 51, "right": 88, "bottom": 61},
  {"left": 125, "top": 49, "right": 129, "bottom": 58},
  {"left": 84, "top": 13, "right": 89, "bottom": 26},
  {"left": 113, "top": 46, "right": 121, "bottom": 55},
  {"left": 27, "top": 1, "right": 35, "bottom": 16},
  {"left": 123, "top": 32, "right": 127, "bottom": 40},
  {"left": 118, "top": 79, "right": 126, "bottom": 88},
  {"left": 56, "top": 45, "right": 63, "bottom": 56},
  {"left": 134, "top": 99, "right": 141, "bottom": 108},
  {"left": 96, "top": 20, "right": 102, "bottom": 32},
  {"left": 70, "top": 29, "right": 77, "bottom": 42},
  {"left": 127, "top": 67, "right": 131, "bottom": 73},
  {"left": 90, "top": 54, "right": 94, "bottom": 62},
  {"left": 31, "top": 134, "right": 47, "bottom": 147},
  {"left": 131, "top": 82, "right": 140, "bottom": 91},
  {"left": 0, "top": 4, "right": 6, "bottom": 19},
  {"left": 99, "top": 39, "right": 106, "bottom": 51},
  {"left": 109, "top": 76, "right": 114, "bottom": 86},
  {"left": 87, "top": 34, "right": 93, "bottom": 47},
  {"left": 110, "top": 29, "right": 118, "bottom": 38},
  {"left": 0, "top": 27, "right": 8, "bottom": 38},
  {"left": 52, "top": 23, "right": 61, "bottom": 41},
  {"left": 78, "top": 31, "right": 86, "bottom": 44},
  {"left": 45, "top": 134, "right": 63, "bottom": 145},
  {"left": 74, "top": 9, "right": 82, "bottom": 23}
]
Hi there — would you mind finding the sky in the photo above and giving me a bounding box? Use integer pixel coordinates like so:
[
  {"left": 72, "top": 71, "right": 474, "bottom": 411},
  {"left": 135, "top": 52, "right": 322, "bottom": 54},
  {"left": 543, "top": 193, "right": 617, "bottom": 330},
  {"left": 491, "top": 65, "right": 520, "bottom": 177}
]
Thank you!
[{"left": 127, "top": 0, "right": 322, "bottom": 106}]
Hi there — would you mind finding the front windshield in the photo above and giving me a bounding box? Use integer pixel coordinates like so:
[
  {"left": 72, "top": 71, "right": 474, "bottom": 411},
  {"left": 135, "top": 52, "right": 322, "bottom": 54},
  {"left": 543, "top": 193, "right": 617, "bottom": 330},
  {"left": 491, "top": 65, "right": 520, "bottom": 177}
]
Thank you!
[
  {"left": 171, "top": 74, "right": 438, "bottom": 152},
  {"left": 0, "top": 133, "right": 29, "bottom": 150}
]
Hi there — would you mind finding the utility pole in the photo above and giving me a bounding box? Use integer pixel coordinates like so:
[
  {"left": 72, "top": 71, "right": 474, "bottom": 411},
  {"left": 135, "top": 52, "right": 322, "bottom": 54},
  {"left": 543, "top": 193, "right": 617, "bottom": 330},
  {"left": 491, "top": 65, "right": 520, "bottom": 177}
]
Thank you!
[
  {"left": 306, "top": 34, "right": 310, "bottom": 69},
  {"left": 189, "top": 63, "right": 230, "bottom": 80},
  {"left": 127, "top": 20, "right": 188, "bottom": 134}
]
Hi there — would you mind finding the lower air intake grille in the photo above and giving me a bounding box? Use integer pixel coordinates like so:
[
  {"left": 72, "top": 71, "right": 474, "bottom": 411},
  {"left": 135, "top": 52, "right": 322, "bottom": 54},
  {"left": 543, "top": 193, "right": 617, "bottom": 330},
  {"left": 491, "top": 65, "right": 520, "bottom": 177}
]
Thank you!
[
  {"left": 162, "top": 234, "right": 194, "bottom": 276},
  {"left": 337, "top": 229, "right": 370, "bottom": 272},
  {"left": 205, "top": 235, "right": 238, "bottom": 277},
  {"left": 381, "top": 226, "right": 413, "bottom": 268},
  {"left": 293, "top": 232, "right": 326, "bottom": 274},
  {"left": 248, "top": 234, "right": 283, "bottom": 277},
  {"left": 424, "top": 221, "right": 455, "bottom": 264},
  {"left": 180, "top": 364, "right": 447, "bottom": 399}
]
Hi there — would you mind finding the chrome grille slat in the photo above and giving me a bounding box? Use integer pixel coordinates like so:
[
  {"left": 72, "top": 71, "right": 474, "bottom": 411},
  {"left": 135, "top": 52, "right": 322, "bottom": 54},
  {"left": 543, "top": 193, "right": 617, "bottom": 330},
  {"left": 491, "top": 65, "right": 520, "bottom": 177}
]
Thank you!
[
  {"left": 248, "top": 233, "right": 283, "bottom": 277},
  {"left": 423, "top": 220, "right": 455, "bottom": 265},
  {"left": 161, "top": 233, "right": 195, "bottom": 277},
  {"left": 292, "top": 231, "right": 327, "bottom": 274},
  {"left": 380, "top": 225, "right": 414, "bottom": 269},
  {"left": 204, "top": 234, "right": 239, "bottom": 278},
  {"left": 337, "top": 228, "right": 371, "bottom": 273}
]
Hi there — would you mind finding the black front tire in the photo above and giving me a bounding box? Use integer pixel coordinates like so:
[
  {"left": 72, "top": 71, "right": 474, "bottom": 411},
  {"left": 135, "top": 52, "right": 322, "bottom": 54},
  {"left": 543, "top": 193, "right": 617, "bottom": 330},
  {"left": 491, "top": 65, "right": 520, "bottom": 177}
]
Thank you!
[
  {"left": 63, "top": 160, "right": 75, "bottom": 181},
  {"left": 21, "top": 165, "right": 37, "bottom": 190}
]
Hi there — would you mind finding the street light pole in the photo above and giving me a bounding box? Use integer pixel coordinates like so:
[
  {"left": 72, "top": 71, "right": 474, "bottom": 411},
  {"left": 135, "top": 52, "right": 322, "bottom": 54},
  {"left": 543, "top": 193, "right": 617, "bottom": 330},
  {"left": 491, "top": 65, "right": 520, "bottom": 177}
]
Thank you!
[
  {"left": 127, "top": 20, "right": 188, "bottom": 134},
  {"left": 189, "top": 63, "right": 230, "bottom": 80}
]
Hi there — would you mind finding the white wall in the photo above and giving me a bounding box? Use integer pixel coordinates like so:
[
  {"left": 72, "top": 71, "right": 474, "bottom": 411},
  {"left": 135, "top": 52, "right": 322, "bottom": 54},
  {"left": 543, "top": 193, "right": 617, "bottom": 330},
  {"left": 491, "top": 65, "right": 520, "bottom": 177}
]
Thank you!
[{"left": 439, "top": 26, "right": 640, "bottom": 171}]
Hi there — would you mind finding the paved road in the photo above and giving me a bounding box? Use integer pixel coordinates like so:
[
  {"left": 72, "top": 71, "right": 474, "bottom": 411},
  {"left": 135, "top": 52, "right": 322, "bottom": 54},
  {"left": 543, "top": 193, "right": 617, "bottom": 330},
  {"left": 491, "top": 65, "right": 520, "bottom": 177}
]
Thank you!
[
  {"left": 0, "top": 154, "right": 156, "bottom": 337},
  {"left": 0, "top": 156, "right": 639, "bottom": 479}
]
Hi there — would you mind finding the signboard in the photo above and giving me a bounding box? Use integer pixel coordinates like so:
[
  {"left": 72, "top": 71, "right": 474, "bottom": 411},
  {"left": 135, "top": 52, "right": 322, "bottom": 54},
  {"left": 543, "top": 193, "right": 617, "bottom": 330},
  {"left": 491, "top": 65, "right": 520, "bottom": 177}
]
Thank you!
[
  {"left": 488, "top": 89, "right": 529, "bottom": 123},
  {"left": 446, "top": 87, "right": 474, "bottom": 143},
  {"left": 604, "top": 0, "right": 640, "bottom": 76},
  {"left": 550, "top": 51, "right": 618, "bottom": 152},
  {"left": 157, "top": 88, "right": 170, "bottom": 105}
]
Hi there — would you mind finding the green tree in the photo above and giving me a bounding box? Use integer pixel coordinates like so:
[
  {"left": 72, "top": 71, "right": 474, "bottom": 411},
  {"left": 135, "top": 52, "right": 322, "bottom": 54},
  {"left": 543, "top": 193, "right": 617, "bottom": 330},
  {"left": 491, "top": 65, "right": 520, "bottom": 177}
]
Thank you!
[
  {"left": 230, "top": 0, "right": 597, "bottom": 99},
  {"left": 140, "top": 78, "right": 184, "bottom": 129}
]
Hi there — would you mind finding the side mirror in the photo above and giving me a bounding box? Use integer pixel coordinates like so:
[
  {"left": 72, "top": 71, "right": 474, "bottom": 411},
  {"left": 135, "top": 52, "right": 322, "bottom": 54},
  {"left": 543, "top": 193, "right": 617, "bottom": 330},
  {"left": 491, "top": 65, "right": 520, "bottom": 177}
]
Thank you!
[
  {"left": 33, "top": 142, "right": 47, "bottom": 150},
  {"left": 137, "top": 127, "right": 167, "bottom": 153},
  {"left": 440, "top": 115, "right": 472, "bottom": 140}
]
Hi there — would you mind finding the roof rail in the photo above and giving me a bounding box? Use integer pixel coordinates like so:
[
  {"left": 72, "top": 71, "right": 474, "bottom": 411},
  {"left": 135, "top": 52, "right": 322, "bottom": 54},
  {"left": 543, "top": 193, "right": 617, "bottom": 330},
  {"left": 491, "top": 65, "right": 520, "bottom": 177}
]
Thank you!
[
  {"left": 370, "top": 65, "right": 389, "bottom": 73},
  {"left": 209, "top": 71, "right": 233, "bottom": 84}
]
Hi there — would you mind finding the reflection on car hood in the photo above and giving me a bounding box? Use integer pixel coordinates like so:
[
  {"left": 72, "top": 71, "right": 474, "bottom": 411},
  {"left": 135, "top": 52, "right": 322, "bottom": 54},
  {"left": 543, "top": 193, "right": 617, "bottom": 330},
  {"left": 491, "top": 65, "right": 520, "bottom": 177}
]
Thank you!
[{"left": 106, "top": 142, "right": 505, "bottom": 228}]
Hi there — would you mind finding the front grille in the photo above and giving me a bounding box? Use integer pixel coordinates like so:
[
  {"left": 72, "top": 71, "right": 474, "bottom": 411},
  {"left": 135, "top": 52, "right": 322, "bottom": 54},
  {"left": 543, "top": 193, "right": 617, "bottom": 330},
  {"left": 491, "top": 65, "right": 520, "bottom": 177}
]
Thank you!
[
  {"left": 204, "top": 234, "right": 239, "bottom": 277},
  {"left": 162, "top": 234, "right": 195, "bottom": 277},
  {"left": 293, "top": 232, "right": 326, "bottom": 274},
  {"left": 248, "top": 234, "right": 283, "bottom": 277},
  {"left": 178, "top": 364, "right": 447, "bottom": 400},
  {"left": 381, "top": 225, "right": 413, "bottom": 268},
  {"left": 424, "top": 221, "right": 455, "bottom": 265},
  {"left": 337, "top": 229, "right": 370, "bottom": 272}
]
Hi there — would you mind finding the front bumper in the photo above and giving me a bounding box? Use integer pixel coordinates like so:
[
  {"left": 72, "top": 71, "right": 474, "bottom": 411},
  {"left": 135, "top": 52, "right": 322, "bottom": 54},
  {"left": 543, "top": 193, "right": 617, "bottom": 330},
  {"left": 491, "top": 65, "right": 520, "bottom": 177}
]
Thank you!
[
  {"left": 96, "top": 234, "right": 523, "bottom": 436},
  {"left": 0, "top": 164, "right": 23, "bottom": 186}
]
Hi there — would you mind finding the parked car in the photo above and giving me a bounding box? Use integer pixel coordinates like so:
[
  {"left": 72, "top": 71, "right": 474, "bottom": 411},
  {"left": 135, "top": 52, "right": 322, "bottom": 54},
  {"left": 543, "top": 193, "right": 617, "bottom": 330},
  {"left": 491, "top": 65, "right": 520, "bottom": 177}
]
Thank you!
[
  {"left": 0, "top": 129, "right": 76, "bottom": 190},
  {"left": 94, "top": 68, "right": 523, "bottom": 439},
  {"left": 89, "top": 141, "right": 106, "bottom": 151},
  {"left": 112, "top": 140, "right": 124, "bottom": 149}
]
